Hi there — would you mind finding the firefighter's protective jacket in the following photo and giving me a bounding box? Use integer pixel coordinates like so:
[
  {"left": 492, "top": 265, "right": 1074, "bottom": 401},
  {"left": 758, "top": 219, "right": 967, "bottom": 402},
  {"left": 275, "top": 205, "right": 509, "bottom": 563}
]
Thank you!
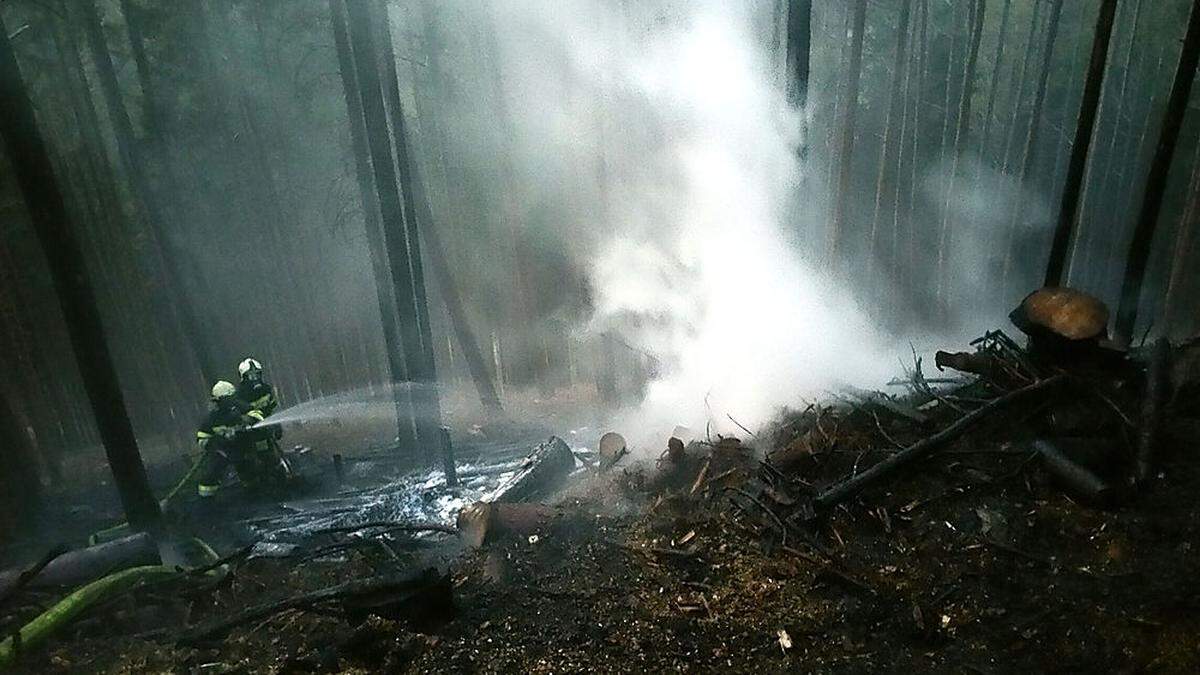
[{"left": 237, "top": 380, "right": 278, "bottom": 418}]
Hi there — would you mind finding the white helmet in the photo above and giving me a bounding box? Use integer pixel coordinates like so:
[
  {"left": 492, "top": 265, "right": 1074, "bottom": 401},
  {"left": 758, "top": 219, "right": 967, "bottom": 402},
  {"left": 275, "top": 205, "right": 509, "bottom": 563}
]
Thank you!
[
  {"left": 211, "top": 380, "right": 236, "bottom": 400},
  {"left": 238, "top": 358, "right": 262, "bottom": 378}
]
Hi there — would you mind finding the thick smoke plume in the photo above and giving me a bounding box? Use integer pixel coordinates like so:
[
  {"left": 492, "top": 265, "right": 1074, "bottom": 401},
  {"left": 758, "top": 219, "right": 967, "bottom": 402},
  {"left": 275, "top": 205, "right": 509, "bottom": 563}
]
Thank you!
[{"left": 465, "top": 0, "right": 895, "bottom": 437}]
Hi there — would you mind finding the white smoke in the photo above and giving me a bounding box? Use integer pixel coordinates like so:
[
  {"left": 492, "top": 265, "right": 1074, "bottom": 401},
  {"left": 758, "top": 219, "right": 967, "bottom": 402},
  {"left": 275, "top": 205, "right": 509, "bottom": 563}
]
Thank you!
[{"left": 456, "top": 1, "right": 896, "bottom": 438}]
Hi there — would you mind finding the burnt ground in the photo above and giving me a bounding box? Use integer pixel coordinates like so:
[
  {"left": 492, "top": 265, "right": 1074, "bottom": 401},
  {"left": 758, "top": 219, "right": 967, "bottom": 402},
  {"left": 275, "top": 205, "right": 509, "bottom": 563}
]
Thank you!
[{"left": 5, "top": 363, "right": 1200, "bottom": 673}]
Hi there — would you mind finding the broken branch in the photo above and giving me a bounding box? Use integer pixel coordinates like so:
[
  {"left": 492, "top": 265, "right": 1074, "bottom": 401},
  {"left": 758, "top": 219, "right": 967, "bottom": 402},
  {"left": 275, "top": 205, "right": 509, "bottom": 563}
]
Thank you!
[{"left": 814, "top": 375, "right": 1066, "bottom": 510}]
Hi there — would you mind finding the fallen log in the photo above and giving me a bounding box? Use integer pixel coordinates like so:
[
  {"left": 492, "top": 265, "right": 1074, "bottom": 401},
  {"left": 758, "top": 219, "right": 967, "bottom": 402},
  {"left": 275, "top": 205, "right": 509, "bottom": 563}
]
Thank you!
[
  {"left": 0, "top": 533, "right": 158, "bottom": 597},
  {"left": 178, "top": 568, "right": 451, "bottom": 644},
  {"left": 1136, "top": 339, "right": 1171, "bottom": 483},
  {"left": 1035, "top": 440, "right": 1116, "bottom": 503},
  {"left": 814, "top": 375, "right": 1066, "bottom": 510},
  {"left": 0, "top": 545, "right": 68, "bottom": 608},
  {"left": 456, "top": 502, "right": 563, "bottom": 548},
  {"left": 491, "top": 436, "right": 575, "bottom": 503}
]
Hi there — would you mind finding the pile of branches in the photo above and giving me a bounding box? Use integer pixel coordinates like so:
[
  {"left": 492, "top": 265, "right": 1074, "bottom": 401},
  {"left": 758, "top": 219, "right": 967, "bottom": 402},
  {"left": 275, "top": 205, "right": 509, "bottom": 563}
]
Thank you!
[{"left": 703, "top": 327, "right": 1199, "bottom": 558}]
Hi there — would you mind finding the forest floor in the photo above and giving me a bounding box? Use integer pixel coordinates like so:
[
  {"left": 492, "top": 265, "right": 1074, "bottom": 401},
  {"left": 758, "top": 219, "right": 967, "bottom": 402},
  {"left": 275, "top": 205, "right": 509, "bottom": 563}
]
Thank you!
[{"left": 6, "top": 340, "right": 1200, "bottom": 673}]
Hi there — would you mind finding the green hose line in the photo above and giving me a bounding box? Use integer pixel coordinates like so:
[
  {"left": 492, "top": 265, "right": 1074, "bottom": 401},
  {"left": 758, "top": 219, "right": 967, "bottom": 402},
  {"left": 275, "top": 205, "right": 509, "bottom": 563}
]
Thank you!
[
  {"left": 160, "top": 453, "right": 206, "bottom": 510},
  {"left": 87, "top": 522, "right": 131, "bottom": 547},
  {"left": 88, "top": 453, "right": 207, "bottom": 546},
  {"left": 187, "top": 537, "right": 221, "bottom": 567},
  {"left": 0, "top": 565, "right": 176, "bottom": 669}
]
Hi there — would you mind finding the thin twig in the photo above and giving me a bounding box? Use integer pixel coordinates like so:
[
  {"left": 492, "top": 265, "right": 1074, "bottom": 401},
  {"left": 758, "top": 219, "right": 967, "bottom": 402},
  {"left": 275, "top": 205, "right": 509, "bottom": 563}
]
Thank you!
[
  {"left": 726, "top": 414, "right": 758, "bottom": 439},
  {"left": 724, "top": 486, "right": 787, "bottom": 547},
  {"left": 870, "top": 410, "right": 906, "bottom": 450}
]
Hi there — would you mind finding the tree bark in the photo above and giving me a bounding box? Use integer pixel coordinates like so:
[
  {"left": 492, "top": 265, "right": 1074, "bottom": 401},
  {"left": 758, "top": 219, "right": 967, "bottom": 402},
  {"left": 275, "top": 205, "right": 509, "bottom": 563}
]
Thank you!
[
  {"left": 978, "top": 0, "right": 1013, "bottom": 155},
  {"left": 906, "top": 0, "right": 930, "bottom": 290},
  {"left": 343, "top": 0, "right": 440, "bottom": 455},
  {"left": 374, "top": 0, "right": 444, "bottom": 449},
  {"left": 890, "top": 1, "right": 919, "bottom": 286},
  {"left": 1043, "top": 0, "right": 1119, "bottom": 287},
  {"left": 828, "top": 0, "right": 867, "bottom": 261},
  {"left": 785, "top": 0, "right": 812, "bottom": 158},
  {"left": 868, "top": 0, "right": 913, "bottom": 270},
  {"left": 77, "top": 0, "right": 220, "bottom": 386},
  {"left": 0, "top": 12, "right": 161, "bottom": 531},
  {"left": 329, "top": 0, "right": 418, "bottom": 452},
  {"left": 0, "top": 386, "right": 42, "bottom": 538},
  {"left": 937, "top": 0, "right": 986, "bottom": 314},
  {"left": 1114, "top": 0, "right": 1200, "bottom": 343},
  {"left": 1162, "top": 139, "right": 1200, "bottom": 331},
  {"left": 386, "top": 108, "right": 503, "bottom": 412},
  {"left": 1074, "top": 0, "right": 1144, "bottom": 286},
  {"left": 1000, "top": 0, "right": 1045, "bottom": 175},
  {"left": 1002, "top": 0, "right": 1063, "bottom": 292}
]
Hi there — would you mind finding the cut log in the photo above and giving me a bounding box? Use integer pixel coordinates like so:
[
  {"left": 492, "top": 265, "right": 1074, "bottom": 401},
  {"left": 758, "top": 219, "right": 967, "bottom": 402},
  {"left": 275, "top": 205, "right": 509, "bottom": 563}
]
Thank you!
[
  {"left": 598, "top": 432, "right": 629, "bottom": 472},
  {"left": 490, "top": 436, "right": 575, "bottom": 503},
  {"left": 935, "top": 350, "right": 1001, "bottom": 379},
  {"left": 1035, "top": 440, "right": 1116, "bottom": 503},
  {"left": 0, "top": 533, "right": 158, "bottom": 597},
  {"left": 456, "top": 502, "right": 563, "bottom": 548}
]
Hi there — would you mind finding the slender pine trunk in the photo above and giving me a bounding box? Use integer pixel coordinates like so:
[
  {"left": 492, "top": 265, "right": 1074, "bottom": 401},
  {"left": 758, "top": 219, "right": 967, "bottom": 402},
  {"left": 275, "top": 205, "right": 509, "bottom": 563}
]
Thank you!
[
  {"left": 1001, "top": 0, "right": 1064, "bottom": 294},
  {"left": 1075, "top": 0, "right": 1144, "bottom": 285},
  {"left": 1000, "top": 1, "right": 1045, "bottom": 175},
  {"left": 1161, "top": 139, "right": 1200, "bottom": 331},
  {"left": 937, "top": 0, "right": 986, "bottom": 316},
  {"left": 978, "top": 0, "right": 1013, "bottom": 155},
  {"left": 329, "top": 0, "right": 418, "bottom": 451},
  {"left": 1114, "top": 0, "right": 1200, "bottom": 343},
  {"left": 1043, "top": 0, "right": 1119, "bottom": 287},
  {"left": 868, "top": 0, "right": 913, "bottom": 272},
  {"left": 829, "top": 0, "right": 867, "bottom": 261},
  {"left": 0, "top": 11, "right": 161, "bottom": 531}
]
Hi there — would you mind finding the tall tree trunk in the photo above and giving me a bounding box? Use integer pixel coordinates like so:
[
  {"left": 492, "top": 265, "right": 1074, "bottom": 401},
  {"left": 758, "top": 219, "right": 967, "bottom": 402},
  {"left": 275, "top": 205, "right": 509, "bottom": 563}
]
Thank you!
[
  {"left": 398, "top": 136, "right": 503, "bottom": 413},
  {"left": 906, "top": 0, "right": 931, "bottom": 298},
  {"left": 0, "top": 387, "right": 42, "bottom": 538},
  {"left": 477, "top": 0, "right": 537, "bottom": 386},
  {"left": 891, "top": 0, "right": 920, "bottom": 291},
  {"left": 77, "top": 0, "right": 219, "bottom": 386},
  {"left": 1043, "top": 0, "right": 1118, "bottom": 287},
  {"left": 373, "top": 2, "right": 501, "bottom": 412},
  {"left": 978, "top": 0, "right": 1013, "bottom": 155},
  {"left": 0, "top": 13, "right": 161, "bottom": 531},
  {"left": 937, "top": 0, "right": 986, "bottom": 315},
  {"left": 373, "top": 0, "right": 443, "bottom": 449},
  {"left": 328, "top": 0, "right": 417, "bottom": 452},
  {"left": 117, "top": 0, "right": 160, "bottom": 135},
  {"left": 1000, "top": 0, "right": 1045, "bottom": 175},
  {"left": 1074, "top": 0, "right": 1144, "bottom": 286},
  {"left": 1002, "top": 0, "right": 1064, "bottom": 292},
  {"left": 868, "top": 0, "right": 913, "bottom": 270},
  {"left": 1114, "top": 0, "right": 1200, "bottom": 343},
  {"left": 1161, "top": 139, "right": 1200, "bottom": 331},
  {"left": 342, "top": 0, "right": 437, "bottom": 456},
  {"left": 938, "top": 0, "right": 965, "bottom": 167},
  {"left": 829, "top": 0, "right": 867, "bottom": 260},
  {"left": 785, "top": 0, "right": 812, "bottom": 158}
]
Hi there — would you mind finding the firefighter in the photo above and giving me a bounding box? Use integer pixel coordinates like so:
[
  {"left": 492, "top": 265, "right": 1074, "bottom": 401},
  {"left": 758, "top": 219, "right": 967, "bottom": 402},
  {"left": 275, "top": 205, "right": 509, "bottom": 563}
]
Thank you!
[
  {"left": 235, "top": 357, "right": 291, "bottom": 490},
  {"left": 236, "top": 357, "right": 278, "bottom": 418},
  {"left": 195, "top": 380, "right": 258, "bottom": 500}
]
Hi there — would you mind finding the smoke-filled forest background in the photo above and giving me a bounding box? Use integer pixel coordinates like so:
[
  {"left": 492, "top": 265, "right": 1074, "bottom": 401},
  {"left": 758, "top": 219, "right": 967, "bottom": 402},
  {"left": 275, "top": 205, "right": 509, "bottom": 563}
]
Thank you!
[{"left": 1, "top": 0, "right": 1199, "bottom": 487}]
